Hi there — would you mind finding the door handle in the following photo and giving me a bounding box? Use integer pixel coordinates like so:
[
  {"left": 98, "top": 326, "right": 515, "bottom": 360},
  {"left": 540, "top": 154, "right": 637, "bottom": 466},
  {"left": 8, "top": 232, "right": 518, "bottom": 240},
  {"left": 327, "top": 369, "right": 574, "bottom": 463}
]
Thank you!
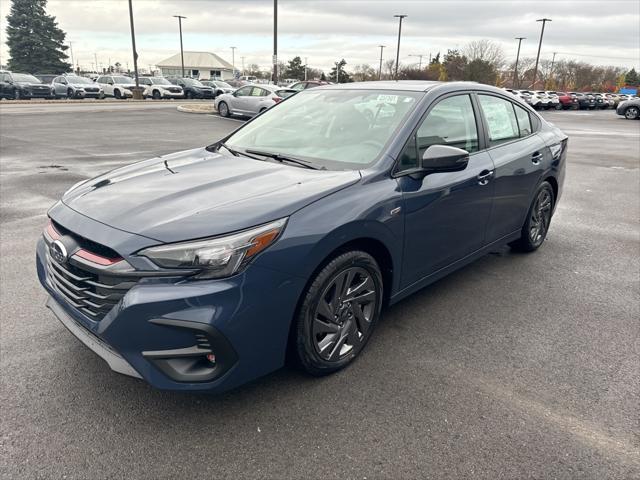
[
  {"left": 531, "top": 152, "right": 543, "bottom": 164},
  {"left": 477, "top": 169, "right": 494, "bottom": 186}
]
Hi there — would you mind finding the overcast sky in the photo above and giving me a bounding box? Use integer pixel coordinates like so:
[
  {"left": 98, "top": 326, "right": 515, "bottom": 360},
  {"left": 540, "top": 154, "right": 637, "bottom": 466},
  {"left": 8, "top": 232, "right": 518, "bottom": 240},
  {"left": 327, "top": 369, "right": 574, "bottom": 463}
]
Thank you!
[{"left": 1, "top": 0, "right": 639, "bottom": 72}]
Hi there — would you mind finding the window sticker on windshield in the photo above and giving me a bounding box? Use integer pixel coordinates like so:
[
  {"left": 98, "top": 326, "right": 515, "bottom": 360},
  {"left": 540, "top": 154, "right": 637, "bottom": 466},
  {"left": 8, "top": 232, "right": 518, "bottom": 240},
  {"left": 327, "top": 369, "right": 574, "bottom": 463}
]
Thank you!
[{"left": 377, "top": 94, "right": 398, "bottom": 104}]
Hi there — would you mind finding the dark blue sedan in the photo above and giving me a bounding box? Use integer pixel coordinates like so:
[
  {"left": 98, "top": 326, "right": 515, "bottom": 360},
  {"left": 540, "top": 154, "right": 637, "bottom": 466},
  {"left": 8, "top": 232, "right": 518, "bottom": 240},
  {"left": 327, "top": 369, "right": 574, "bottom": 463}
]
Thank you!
[{"left": 37, "top": 81, "right": 567, "bottom": 392}]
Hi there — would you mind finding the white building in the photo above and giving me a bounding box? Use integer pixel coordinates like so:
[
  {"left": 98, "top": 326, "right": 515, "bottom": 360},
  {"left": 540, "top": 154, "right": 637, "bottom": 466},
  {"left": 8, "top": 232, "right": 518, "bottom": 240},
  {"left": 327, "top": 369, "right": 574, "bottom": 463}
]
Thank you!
[{"left": 157, "top": 51, "right": 235, "bottom": 80}]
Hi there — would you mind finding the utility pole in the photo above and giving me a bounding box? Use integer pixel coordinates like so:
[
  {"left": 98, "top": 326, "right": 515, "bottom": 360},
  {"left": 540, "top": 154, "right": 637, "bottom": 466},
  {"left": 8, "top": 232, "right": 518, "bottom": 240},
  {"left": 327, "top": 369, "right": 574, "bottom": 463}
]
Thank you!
[
  {"left": 304, "top": 57, "right": 308, "bottom": 81},
  {"left": 94, "top": 53, "right": 98, "bottom": 73},
  {"left": 378, "top": 45, "right": 385, "bottom": 80},
  {"left": 532, "top": 18, "right": 552, "bottom": 89},
  {"left": 393, "top": 14, "right": 407, "bottom": 80},
  {"left": 272, "top": 0, "right": 278, "bottom": 84},
  {"left": 513, "top": 37, "right": 525, "bottom": 88},
  {"left": 409, "top": 54, "right": 426, "bottom": 69},
  {"left": 173, "top": 15, "right": 186, "bottom": 77},
  {"left": 335, "top": 62, "right": 340, "bottom": 83},
  {"left": 230, "top": 47, "right": 237, "bottom": 78},
  {"left": 68, "top": 42, "right": 74, "bottom": 72},
  {"left": 241, "top": 56, "right": 245, "bottom": 75},
  {"left": 548, "top": 51, "right": 557, "bottom": 89},
  {"left": 127, "top": 0, "right": 141, "bottom": 98}
]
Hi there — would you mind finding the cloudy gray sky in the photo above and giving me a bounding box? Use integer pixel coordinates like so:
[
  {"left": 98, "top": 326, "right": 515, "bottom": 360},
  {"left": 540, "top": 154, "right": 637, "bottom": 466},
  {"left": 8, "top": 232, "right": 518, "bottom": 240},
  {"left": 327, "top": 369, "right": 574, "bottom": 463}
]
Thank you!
[{"left": 1, "top": 0, "right": 639, "bottom": 72}]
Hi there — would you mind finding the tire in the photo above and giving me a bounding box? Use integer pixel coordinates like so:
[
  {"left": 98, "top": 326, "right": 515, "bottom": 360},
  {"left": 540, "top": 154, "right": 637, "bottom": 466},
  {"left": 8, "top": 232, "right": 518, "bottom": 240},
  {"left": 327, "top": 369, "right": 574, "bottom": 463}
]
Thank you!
[
  {"left": 13, "top": 89, "right": 21, "bottom": 100},
  {"left": 294, "top": 251, "right": 383, "bottom": 376},
  {"left": 114, "top": 89, "right": 122, "bottom": 99},
  {"left": 510, "top": 181, "right": 555, "bottom": 252},
  {"left": 624, "top": 106, "right": 639, "bottom": 120},
  {"left": 185, "top": 90, "right": 193, "bottom": 99},
  {"left": 67, "top": 88, "right": 74, "bottom": 99},
  {"left": 554, "top": 103, "right": 562, "bottom": 110},
  {"left": 152, "top": 90, "right": 161, "bottom": 100},
  {"left": 218, "top": 101, "right": 230, "bottom": 117},
  {"left": 98, "top": 92, "right": 105, "bottom": 100}
]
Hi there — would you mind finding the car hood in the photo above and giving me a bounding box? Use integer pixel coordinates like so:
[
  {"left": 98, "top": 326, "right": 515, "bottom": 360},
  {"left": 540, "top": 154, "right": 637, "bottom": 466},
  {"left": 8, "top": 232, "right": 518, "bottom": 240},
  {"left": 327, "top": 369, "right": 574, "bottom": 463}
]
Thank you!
[{"left": 62, "top": 147, "right": 361, "bottom": 243}]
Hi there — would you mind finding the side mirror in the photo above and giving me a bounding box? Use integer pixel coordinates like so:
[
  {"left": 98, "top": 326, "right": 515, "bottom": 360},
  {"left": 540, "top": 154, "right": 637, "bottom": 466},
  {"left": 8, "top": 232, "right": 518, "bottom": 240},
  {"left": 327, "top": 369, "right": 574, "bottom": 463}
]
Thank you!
[
  {"left": 421, "top": 145, "right": 469, "bottom": 173},
  {"left": 108, "top": 81, "right": 114, "bottom": 85}
]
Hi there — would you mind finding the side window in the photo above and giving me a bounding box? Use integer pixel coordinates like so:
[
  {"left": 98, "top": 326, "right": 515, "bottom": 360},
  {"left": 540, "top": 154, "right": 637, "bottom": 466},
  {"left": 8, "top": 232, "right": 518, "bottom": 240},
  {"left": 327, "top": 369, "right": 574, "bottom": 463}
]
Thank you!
[
  {"left": 250, "top": 87, "right": 265, "bottom": 96},
  {"left": 398, "top": 94, "right": 478, "bottom": 171},
  {"left": 513, "top": 104, "right": 532, "bottom": 136},
  {"left": 0, "top": 73, "right": 7, "bottom": 82},
  {"left": 96, "top": 76, "right": 105, "bottom": 83},
  {"left": 234, "top": 86, "right": 252, "bottom": 97},
  {"left": 291, "top": 82, "right": 305, "bottom": 91},
  {"left": 478, "top": 95, "right": 520, "bottom": 145}
]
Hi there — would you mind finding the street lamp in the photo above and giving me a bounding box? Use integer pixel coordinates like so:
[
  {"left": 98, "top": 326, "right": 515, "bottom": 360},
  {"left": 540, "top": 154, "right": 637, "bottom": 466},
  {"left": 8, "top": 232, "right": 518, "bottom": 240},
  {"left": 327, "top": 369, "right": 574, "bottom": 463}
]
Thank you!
[
  {"left": 127, "top": 0, "right": 141, "bottom": 98},
  {"left": 273, "top": 0, "right": 278, "bottom": 84},
  {"left": 378, "top": 45, "right": 385, "bottom": 80},
  {"left": 231, "top": 46, "right": 237, "bottom": 78},
  {"left": 173, "top": 15, "right": 186, "bottom": 77},
  {"left": 532, "top": 18, "right": 552, "bottom": 89},
  {"left": 393, "top": 14, "right": 407, "bottom": 80},
  {"left": 513, "top": 37, "right": 525, "bottom": 88}
]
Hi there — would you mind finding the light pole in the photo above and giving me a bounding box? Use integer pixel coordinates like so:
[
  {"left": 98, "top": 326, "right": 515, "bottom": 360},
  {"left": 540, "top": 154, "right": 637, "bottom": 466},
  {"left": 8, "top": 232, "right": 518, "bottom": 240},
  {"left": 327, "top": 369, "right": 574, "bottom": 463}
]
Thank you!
[
  {"left": 335, "top": 62, "right": 340, "bottom": 83},
  {"left": 304, "top": 57, "right": 308, "bottom": 81},
  {"left": 230, "top": 47, "right": 237, "bottom": 78},
  {"left": 409, "top": 54, "right": 426, "bottom": 69},
  {"left": 68, "top": 41, "right": 75, "bottom": 72},
  {"left": 173, "top": 15, "right": 186, "bottom": 77},
  {"left": 513, "top": 37, "right": 525, "bottom": 88},
  {"left": 393, "top": 14, "right": 407, "bottom": 80},
  {"left": 273, "top": 0, "right": 278, "bottom": 84},
  {"left": 532, "top": 18, "right": 552, "bottom": 89},
  {"left": 241, "top": 56, "right": 245, "bottom": 75},
  {"left": 378, "top": 45, "right": 385, "bottom": 80},
  {"left": 127, "top": 0, "right": 141, "bottom": 98}
]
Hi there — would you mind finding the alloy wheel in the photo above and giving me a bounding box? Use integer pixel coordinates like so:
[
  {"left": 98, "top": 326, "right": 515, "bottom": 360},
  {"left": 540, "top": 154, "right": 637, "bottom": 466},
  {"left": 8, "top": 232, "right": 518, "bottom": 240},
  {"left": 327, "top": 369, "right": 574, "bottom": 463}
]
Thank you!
[
  {"left": 625, "top": 107, "right": 639, "bottom": 120},
  {"left": 312, "top": 267, "right": 378, "bottom": 362},
  {"left": 529, "top": 188, "right": 553, "bottom": 246}
]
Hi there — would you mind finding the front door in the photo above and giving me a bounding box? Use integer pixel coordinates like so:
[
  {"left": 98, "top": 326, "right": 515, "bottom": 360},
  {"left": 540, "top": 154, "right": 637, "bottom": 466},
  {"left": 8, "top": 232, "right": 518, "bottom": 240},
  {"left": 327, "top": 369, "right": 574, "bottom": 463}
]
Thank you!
[{"left": 398, "top": 93, "right": 495, "bottom": 288}]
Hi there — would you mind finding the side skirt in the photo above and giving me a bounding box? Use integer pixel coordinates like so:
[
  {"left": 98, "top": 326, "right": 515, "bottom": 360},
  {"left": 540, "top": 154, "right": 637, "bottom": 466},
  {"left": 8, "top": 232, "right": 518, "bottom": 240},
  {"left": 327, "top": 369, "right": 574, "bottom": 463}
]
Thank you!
[{"left": 389, "top": 230, "right": 521, "bottom": 305}]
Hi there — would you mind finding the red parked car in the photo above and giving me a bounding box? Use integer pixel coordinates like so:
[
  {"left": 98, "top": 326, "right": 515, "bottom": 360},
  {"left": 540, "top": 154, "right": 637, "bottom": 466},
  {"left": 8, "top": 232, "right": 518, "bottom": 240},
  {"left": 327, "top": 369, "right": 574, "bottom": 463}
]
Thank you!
[{"left": 548, "top": 91, "right": 579, "bottom": 110}]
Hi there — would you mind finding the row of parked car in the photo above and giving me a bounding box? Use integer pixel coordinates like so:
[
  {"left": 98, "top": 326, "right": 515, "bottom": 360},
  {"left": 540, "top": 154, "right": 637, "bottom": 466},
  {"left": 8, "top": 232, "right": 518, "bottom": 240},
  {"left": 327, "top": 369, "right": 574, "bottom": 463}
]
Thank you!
[
  {"left": 504, "top": 89, "right": 637, "bottom": 111},
  {"left": 0, "top": 70, "right": 240, "bottom": 100}
]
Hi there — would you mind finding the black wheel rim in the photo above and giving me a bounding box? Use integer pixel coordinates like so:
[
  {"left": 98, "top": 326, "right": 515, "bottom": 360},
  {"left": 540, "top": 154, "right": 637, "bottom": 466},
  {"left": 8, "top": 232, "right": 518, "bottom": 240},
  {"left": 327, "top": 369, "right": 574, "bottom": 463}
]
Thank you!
[
  {"left": 626, "top": 108, "right": 638, "bottom": 119},
  {"left": 312, "top": 267, "right": 378, "bottom": 361},
  {"left": 529, "top": 188, "right": 552, "bottom": 246}
]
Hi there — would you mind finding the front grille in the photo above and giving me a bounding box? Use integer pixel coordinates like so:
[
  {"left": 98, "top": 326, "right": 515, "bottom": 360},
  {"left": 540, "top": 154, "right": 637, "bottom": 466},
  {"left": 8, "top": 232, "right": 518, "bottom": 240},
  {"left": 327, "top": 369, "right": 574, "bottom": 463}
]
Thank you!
[
  {"left": 85, "top": 87, "right": 99, "bottom": 92},
  {"left": 45, "top": 252, "right": 140, "bottom": 321}
]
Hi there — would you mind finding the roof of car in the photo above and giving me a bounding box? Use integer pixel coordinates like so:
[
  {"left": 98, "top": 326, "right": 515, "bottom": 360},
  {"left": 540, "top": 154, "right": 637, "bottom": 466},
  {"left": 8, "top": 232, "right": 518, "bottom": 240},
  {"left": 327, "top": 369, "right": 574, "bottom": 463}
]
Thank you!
[{"left": 319, "top": 80, "right": 442, "bottom": 92}]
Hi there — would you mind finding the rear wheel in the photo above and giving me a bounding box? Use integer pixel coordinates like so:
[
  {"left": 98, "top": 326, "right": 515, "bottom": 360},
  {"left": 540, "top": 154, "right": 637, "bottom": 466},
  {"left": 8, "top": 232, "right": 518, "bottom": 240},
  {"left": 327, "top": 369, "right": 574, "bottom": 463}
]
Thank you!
[
  {"left": 624, "top": 106, "right": 639, "bottom": 120},
  {"left": 294, "top": 251, "right": 383, "bottom": 376},
  {"left": 185, "top": 90, "right": 193, "bottom": 99},
  {"left": 510, "top": 181, "right": 555, "bottom": 252},
  {"left": 114, "top": 89, "right": 122, "bottom": 99},
  {"left": 152, "top": 89, "right": 161, "bottom": 100},
  {"left": 218, "top": 101, "right": 230, "bottom": 117},
  {"left": 67, "top": 88, "right": 74, "bottom": 99}
]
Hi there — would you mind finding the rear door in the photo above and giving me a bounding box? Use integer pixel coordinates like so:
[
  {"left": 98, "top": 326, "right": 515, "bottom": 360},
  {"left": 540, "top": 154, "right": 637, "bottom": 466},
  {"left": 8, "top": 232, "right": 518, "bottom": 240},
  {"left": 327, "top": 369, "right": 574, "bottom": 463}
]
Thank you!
[
  {"left": 246, "top": 87, "right": 268, "bottom": 114},
  {"left": 230, "top": 86, "right": 253, "bottom": 113},
  {"left": 476, "top": 94, "right": 546, "bottom": 243}
]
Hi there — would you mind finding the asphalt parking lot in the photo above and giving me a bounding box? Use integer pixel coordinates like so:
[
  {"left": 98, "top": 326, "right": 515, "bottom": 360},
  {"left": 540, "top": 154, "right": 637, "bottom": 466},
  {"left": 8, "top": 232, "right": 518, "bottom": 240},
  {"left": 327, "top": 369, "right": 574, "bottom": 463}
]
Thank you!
[{"left": 1, "top": 103, "right": 638, "bottom": 479}]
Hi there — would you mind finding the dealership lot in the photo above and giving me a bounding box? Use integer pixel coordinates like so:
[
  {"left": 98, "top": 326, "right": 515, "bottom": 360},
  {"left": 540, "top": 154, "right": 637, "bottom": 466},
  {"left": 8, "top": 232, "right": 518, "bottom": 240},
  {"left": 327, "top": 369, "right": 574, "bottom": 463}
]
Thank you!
[{"left": 1, "top": 104, "right": 638, "bottom": 478}]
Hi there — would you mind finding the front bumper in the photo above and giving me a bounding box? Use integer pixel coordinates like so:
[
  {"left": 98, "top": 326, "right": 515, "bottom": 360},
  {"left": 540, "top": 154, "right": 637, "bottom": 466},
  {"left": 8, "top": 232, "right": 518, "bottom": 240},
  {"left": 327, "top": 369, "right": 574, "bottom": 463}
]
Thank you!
[{"left": 36, "top": 236, "right": 305, "bottom": 392}]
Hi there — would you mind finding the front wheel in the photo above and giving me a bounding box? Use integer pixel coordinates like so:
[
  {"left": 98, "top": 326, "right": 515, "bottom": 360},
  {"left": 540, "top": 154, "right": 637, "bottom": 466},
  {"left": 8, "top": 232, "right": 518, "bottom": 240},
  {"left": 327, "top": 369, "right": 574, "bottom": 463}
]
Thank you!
[
  {"left": 510, "top": 181, "right": 555, "bottom": 252},
  {"left": 294, "top": 251, "right": 383, "bottom": 376},
  {"left": 152, "top": 90, "right": 161, "bottom": 100},
  {"left": 13, "top": 89, "right": 21, "bottom": 100},
  {"left": 114, "top": 89, "right": 122, "bottom": 99},
  {"left": 624, "top": 106, "right": 639, "bottom": 120}
]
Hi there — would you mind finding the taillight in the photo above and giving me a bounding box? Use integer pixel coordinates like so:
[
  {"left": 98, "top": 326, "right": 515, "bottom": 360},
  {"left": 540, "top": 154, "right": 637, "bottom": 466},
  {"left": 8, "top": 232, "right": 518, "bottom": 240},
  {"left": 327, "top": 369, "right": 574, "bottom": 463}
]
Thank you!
[{"left": 272, "top": 97, "right": 282, "bottom": 103}]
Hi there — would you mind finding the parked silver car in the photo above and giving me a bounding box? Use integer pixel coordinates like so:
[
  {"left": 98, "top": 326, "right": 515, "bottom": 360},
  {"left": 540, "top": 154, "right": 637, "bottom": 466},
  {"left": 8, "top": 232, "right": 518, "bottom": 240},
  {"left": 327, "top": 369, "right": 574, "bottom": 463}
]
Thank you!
[
  {"left": 52, "top": 75, "right": 104, "bottom": 99},
  {"left": 616, "top": 97, "right": 640, "bottom": 119},
  {"left": 214, "top": 84, "right": 295, "bottom": 117}
]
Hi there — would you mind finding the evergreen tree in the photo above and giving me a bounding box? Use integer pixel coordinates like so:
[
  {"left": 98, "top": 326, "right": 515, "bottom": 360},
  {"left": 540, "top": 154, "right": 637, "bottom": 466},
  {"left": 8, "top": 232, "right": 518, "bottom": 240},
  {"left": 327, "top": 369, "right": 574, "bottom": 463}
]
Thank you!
[
  {"left": 284, "top": 56, "right": 305, "bottom": 80},
  {"left": 6, "top": 0, "right": 71, "bottom": 73},
  {"left": 330, "top": 59, "right": 351, "bottom": 83},
  {"left": 624, "top": 68, "right": 638, "bottom": 86}
]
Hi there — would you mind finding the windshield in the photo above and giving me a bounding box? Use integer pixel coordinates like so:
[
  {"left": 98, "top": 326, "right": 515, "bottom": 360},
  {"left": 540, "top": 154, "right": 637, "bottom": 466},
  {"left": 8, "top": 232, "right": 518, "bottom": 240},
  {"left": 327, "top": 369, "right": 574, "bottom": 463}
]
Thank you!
[
  {"left": 183, "top": 78, "right": 203, "bottom": 86},
  {"left": 66, "top": 76, "right": 92, "bottom": 84},
  {"left": 113, "top": 76, "right": 134, "bottom": 84},
  {"left": 215, "top": 81, "right": 232, "bottom": 88},
  {"left": 225, "top": 89, "right": 422, "bottom": 170},
  {"left": 13, "top": 74, "right": 40, "bottom": 83},
  {"left": 151, "top": 77, "right": 172, "bottom": 85}
]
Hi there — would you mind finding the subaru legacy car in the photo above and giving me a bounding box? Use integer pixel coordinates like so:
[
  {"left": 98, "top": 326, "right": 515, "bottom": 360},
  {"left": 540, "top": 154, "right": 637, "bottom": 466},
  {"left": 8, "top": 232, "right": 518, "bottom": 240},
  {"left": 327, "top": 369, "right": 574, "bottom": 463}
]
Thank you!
[{"left": 37, "top": 81, "right": 567, "bottom": 393}]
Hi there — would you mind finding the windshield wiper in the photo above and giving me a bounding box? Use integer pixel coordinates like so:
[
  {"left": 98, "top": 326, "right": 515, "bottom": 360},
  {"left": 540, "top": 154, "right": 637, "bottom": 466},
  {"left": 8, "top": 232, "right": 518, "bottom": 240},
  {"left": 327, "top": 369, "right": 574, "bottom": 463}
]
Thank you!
[
  {"left": 216, "top": 142, "right": 262, "bottom": 160},
  {"left": 245, "top": 149, "right": 322, "bottom": 170}
]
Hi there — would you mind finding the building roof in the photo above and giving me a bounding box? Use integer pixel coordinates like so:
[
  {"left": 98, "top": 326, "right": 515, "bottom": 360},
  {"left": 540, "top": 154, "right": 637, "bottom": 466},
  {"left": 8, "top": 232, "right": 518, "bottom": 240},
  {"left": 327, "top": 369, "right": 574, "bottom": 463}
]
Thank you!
[{"left": 157, "top": 51, "right": 234, "bottom": 70}]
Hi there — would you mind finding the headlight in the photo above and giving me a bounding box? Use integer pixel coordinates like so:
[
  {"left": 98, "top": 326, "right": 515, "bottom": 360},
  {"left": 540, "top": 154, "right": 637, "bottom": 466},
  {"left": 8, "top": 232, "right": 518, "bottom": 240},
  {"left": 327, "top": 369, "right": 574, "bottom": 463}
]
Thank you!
[{"left": 139, "top": 218, "right": 287, "bottom": 279}]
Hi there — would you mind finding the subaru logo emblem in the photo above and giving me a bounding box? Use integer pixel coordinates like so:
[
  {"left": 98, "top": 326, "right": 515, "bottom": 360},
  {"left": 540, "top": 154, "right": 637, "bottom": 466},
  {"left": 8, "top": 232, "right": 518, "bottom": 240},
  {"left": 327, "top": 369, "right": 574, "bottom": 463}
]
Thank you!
[{"left": 50, "top": 240, "right": 68, "bottom": 264}]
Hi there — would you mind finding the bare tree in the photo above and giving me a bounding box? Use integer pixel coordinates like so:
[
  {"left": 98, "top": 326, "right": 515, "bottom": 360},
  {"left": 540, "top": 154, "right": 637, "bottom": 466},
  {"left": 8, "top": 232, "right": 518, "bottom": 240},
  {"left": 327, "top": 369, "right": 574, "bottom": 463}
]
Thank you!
[
  {"left": 353, "top": 64, "right": 376, "bottom": 82},
  {"left": 464, "top": 39, "right": 505, "bottom": 69}
]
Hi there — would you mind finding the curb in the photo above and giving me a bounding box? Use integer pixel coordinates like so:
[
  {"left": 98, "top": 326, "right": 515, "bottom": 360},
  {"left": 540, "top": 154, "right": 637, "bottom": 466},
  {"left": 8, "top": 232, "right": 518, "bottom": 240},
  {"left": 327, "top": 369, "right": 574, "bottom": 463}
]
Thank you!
[{"left": 177, "top": 104, "right": 216, "bottom": 114}]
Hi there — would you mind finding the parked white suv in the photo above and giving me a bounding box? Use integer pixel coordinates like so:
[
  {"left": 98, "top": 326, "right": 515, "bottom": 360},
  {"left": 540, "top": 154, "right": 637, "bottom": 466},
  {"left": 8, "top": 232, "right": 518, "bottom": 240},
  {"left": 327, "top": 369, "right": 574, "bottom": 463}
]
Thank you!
[
  {"left": 137, "top": 77, "right": 184, "bottom": 99},
  {"left": 96, "top": 75, "right": 137, "bottom": 99}
]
